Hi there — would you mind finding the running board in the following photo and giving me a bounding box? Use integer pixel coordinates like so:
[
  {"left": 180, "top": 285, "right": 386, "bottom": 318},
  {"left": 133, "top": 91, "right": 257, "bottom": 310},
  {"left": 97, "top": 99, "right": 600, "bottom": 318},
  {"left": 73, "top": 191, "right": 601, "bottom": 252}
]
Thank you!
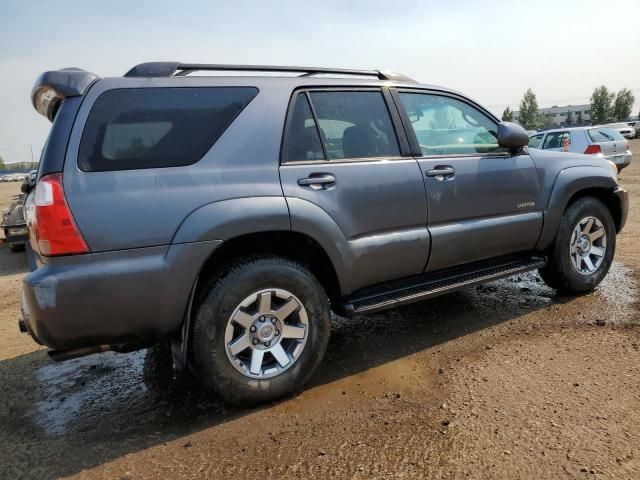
[{"left": 338, "top": 255, "right": 547, "bottom": 317}]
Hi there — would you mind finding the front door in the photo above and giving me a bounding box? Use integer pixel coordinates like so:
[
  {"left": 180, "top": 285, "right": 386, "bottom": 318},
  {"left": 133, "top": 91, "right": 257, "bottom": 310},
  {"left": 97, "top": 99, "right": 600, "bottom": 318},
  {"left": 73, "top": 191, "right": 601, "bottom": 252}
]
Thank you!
[
  {"left": 394, "top": 90, "right": 543, "bottom": 271},
  {"left": 279, "top": 89, "right": 429, "bottom": 293}
]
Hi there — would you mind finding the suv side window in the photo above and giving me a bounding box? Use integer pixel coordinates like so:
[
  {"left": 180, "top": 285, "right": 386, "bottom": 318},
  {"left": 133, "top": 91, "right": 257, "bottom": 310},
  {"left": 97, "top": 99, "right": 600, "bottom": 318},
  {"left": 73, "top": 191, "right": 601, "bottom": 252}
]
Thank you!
[
  {"left": 78, "top": 87, "right": 258, "bottom": 172},
  {"left": 528, "top": 133, "right": 544, "bottom": 148},
  {"left": 281, "top": 94, "right": 325, "bottom": 162},
  {"left": 308, "top": 91, "right": 400, "bottom": 160},
  {"left": 542, "top": 131, "right": 570, "bottom": 149},
  {"left": 398, "top": 92, "right": 505, "bottom": 156},
  {"left": 282, "top": 90, "right": 401, "bottom": 162}
]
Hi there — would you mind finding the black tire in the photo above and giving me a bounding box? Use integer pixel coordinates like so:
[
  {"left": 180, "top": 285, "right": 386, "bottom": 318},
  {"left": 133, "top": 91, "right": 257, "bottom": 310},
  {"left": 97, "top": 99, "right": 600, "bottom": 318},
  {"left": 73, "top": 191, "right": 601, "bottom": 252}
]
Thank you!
[
  {"left": 538, "top": 197, "right": 615, "bottom": 294},
  {"left": 191, "top": 256, "right": 331, "bottom": 405}
]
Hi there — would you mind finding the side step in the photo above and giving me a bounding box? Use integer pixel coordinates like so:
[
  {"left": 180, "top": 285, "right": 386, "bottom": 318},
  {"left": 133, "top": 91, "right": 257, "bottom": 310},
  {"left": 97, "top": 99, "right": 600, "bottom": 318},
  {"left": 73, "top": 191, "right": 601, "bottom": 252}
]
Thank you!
[{"left": 339, "top": 254, "right": 547, "bottom": 317}]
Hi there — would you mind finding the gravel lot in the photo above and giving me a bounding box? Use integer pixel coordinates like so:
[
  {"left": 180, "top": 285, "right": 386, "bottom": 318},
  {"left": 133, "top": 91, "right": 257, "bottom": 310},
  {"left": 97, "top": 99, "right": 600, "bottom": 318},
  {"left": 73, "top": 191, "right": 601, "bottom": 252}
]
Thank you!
[{"left": 0, "top": 143, "right": 639, "bottom": 479}]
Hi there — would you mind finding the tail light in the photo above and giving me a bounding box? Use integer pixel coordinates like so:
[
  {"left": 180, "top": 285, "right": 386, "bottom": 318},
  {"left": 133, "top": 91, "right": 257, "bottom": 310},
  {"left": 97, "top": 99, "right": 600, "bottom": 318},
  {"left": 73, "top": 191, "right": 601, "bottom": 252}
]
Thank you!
[
  {"left": 34, "top": 173, "right": 89, "bottom": 256},
  {"left": 584, "top": 144, "right": 601, "bottom": 155},
  {"left": 625, "top": 141, "right": 630, "bottom": 151}
]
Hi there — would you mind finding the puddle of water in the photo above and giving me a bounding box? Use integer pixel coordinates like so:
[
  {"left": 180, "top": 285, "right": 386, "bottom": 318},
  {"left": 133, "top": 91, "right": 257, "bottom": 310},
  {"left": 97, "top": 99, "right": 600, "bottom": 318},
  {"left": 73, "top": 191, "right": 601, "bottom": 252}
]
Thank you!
[{"left": 32, "top": 350, "right": 147, "bottom": 436}]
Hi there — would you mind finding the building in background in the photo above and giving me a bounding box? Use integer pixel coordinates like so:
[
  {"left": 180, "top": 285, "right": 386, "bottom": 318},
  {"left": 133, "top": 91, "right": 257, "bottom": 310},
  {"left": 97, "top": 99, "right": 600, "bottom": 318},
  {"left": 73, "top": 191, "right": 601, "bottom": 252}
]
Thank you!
[{"left": 513, "top": 104, "right": 591, "bottom": 127}]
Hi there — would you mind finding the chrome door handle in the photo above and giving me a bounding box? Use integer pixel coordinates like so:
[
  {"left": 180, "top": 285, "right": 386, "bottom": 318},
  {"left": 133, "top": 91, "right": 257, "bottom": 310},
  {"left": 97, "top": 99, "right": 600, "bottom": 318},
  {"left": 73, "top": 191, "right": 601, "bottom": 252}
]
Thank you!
[
  {"left": 426, "top": 166, "right": 456, "bottom": 178},
  {"left": 297, "top": 174, "right": 336, "bottom": 187}
]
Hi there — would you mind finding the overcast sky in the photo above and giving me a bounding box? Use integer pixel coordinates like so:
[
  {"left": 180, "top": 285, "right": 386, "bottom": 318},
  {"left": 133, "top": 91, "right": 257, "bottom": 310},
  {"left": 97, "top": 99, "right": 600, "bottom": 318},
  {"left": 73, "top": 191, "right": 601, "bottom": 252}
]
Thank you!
[{"left": 1, "top": 0, "right": 639, "bottom": 163}]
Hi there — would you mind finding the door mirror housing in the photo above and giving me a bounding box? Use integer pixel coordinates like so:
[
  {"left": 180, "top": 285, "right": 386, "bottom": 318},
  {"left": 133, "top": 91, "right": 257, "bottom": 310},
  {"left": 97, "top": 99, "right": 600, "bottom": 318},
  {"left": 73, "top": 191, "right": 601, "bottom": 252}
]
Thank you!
[{"left": 497, "top": 121, "right": 529, "bottom": 149}]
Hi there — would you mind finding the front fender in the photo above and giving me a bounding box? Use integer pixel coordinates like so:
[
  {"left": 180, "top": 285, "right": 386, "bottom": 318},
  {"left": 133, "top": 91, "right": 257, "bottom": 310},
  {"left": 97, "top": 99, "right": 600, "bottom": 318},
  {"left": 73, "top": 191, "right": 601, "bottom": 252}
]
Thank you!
[{"left": 536, "top": 166, "right": 618, "bottom": 250}]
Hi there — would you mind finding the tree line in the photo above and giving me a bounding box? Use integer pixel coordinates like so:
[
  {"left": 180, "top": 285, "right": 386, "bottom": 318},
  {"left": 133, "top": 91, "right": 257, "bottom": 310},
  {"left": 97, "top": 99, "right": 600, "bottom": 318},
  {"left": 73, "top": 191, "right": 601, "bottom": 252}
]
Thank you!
[{"left": 502, "top": 87, "right": 636, "bottom": 130}]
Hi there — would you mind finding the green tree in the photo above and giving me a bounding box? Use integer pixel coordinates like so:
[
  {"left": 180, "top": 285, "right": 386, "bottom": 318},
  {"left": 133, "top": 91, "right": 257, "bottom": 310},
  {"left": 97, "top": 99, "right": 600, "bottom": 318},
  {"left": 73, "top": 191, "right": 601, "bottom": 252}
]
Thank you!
[
  {"left": 612, "top": 88, "right": 635, "bottom": 121},
  {"left": 577, "top": 111, "right": 583, "bottom": 125},
  {"left": 0, "top": 154, "right": 5, "bottom": 170},
  {"left": 539, "top": 113, "right": 555, "bottom": 129},
  {"left": 590, "top": 86, "right": 615, "bottom": 124},
  {"left": 518, "top": 88, "right": 539, "bottom": 130},
  {"left": 566, "top": 110, "right": 573, "bottom": 125},
  {"left": 501, "top": 106, "right": 514, "bottom": 121}
]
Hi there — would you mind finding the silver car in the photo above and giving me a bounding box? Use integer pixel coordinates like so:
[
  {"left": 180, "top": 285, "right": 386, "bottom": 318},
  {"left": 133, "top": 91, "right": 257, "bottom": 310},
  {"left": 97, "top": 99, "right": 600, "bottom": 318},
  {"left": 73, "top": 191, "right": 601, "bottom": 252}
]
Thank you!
[
  {"left": 528, "top": 126, "right": 632, "bottom": 172},
  {"left": 606, "top": 122, "right": 636, "bottom": 139}
]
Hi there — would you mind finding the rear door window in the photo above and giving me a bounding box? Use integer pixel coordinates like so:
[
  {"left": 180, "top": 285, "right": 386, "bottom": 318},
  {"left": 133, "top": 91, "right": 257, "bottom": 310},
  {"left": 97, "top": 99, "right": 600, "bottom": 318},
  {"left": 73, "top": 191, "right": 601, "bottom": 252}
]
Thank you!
[
  {"left": 78, "top": 87, "right": 258, "bottom": 171},
  {"left": 542, "top": 131, "right": 570, "bottom": 149},
  {"left": 282, "top": 90, "right": 400, "bottom": 162},
  {"left": 281, "top": 94, "right": 325, "bottom": 162},
  {"left": 308, "top": 91, "right": 400, "bottom": 160}
]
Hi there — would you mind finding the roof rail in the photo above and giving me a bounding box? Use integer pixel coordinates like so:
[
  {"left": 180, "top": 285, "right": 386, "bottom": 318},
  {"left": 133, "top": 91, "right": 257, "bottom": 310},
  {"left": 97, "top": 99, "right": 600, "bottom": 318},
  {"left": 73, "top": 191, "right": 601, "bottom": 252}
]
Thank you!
[{"left": 124, "top": 62, "right": 416, "bottom": 83}]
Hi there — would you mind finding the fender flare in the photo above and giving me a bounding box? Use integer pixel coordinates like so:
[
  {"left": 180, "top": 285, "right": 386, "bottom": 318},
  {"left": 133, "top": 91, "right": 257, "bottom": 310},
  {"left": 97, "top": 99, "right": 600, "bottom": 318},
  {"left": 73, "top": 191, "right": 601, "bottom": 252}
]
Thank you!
[
  {"left": 172, "top": 196, "right": 290, "bottom": 244},
  {"left": 536, "top": 166, "right": 618, "bottom": 250}
]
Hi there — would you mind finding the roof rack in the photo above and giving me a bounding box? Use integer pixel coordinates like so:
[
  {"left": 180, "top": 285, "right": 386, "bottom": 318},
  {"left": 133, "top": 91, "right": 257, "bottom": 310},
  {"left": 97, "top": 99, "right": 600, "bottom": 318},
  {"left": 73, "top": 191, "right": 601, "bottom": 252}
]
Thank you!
[{"left": 124, "top": 62, "right": 416, "bottom": 83}]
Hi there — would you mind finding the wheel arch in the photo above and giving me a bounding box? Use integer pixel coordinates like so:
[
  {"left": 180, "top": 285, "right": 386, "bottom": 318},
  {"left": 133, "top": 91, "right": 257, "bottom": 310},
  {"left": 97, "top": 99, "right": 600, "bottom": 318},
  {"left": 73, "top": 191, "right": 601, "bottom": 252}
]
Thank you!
[
  {"left": 171, "top": 230, "right": 342, "bottom": 370},
  {"left": 194, "top": 230, "right": 342, "bottom": 301},
  {"left": 536, "top": 167, "right": 620, "bottom": 250},
  {"left": 565, "top": 187, "right": 624, "bottom": 232}
]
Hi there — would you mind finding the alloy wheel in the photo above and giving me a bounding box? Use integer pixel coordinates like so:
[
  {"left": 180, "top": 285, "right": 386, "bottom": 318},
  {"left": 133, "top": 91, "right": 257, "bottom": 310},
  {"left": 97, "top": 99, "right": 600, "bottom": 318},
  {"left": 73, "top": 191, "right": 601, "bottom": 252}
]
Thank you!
[
  {"left": 224, "top": 288, "right": 309, "bottom": 379},
  {"left": 569, "top": 216, "right": 607, "bottom": 275}
]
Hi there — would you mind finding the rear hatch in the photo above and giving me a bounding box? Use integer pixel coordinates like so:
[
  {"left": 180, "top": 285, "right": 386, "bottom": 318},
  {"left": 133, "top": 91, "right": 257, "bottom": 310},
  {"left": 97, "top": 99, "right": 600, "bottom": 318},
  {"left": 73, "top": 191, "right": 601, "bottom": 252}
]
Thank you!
[{"left": 587, "top": 127, "right": 629, "bottom": 161}]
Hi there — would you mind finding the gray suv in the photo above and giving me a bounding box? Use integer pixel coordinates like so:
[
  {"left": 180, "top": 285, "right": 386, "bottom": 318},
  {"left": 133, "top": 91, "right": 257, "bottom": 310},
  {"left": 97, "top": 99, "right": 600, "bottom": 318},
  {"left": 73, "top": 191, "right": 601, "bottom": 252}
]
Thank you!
[{"left": 21, "top": 62, "right": 628, "bottom": 404}]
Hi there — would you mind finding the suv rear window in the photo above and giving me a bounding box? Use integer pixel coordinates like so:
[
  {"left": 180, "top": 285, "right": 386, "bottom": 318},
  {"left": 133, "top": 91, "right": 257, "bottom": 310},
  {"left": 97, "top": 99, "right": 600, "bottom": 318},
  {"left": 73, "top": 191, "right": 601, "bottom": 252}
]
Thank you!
[
  {"left": 588, "top": 127, "right": 624, "bottom": 142},
  {"left": 78, "top": 87, "right": 258, "bottom": 171}
]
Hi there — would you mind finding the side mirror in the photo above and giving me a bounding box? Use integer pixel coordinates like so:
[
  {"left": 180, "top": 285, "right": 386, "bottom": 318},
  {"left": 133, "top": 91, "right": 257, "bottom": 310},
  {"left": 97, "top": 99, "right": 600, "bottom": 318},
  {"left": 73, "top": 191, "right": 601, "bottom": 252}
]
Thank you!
[{"left": 497, "top": 121, "right": 529, "bottom": 149}]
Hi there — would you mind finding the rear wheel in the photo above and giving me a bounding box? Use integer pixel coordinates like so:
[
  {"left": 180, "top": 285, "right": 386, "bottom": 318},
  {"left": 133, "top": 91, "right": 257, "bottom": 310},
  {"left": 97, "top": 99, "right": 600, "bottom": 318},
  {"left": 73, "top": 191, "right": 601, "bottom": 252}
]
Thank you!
[
  {"left": 539, "top": 197, "right": 615, "bottom": 293},
  {"left": 191, "top": 257, "right": 331, "bottom": 405}
]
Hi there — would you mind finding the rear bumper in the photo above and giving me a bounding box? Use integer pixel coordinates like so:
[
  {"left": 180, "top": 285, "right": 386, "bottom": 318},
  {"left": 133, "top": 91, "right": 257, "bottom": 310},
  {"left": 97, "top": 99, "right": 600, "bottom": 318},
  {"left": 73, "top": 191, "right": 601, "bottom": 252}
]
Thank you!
[
  {"left": 607, "top": 153, "right": 632, "bottom": 170},
  {"left": 2, "top": 224, "right": 28, "bottom": 245},
  {"left": 21, "top": 240, "right": 221, "bottom": 350},
  {"left": 614, "top": 186, "right": 629, "bottom": 233}
]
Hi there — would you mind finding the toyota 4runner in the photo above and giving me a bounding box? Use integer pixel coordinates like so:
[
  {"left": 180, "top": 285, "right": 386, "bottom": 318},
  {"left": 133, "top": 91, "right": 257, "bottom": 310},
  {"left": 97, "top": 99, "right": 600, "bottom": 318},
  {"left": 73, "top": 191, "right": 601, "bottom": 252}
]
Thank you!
[{"left": 21, "top": 62, "right": 628, "bottom": 404}]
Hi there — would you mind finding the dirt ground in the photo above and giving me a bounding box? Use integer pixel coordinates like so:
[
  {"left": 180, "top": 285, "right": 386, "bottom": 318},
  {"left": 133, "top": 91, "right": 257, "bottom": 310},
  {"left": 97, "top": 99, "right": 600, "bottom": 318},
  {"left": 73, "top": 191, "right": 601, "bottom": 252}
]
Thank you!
[{"left": 1, "top": 143, "right": 639, "bottom": 479}]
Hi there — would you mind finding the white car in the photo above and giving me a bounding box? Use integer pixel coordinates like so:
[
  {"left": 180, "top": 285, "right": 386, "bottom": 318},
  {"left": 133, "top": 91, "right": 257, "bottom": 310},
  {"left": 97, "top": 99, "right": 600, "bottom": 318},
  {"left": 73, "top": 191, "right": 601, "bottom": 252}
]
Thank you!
[
  {"left": 528, "top": 126, "right": 632, "bottom": 172},
  {"left": 606, "top": 122, "right": 636, "bottom": 139}
]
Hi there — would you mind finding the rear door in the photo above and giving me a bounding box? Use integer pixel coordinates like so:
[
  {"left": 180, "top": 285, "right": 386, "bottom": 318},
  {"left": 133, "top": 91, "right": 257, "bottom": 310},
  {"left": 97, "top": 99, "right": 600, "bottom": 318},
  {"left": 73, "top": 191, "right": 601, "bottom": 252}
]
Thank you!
[
  {"left": 393, "top": 89, "right": 542, "bottom": 271},
  {"left": 541, "top": 130, "right": 570, "bottom": 152},
  {"left": 279, "top": 88, "right": 429, "bottom": 292}
]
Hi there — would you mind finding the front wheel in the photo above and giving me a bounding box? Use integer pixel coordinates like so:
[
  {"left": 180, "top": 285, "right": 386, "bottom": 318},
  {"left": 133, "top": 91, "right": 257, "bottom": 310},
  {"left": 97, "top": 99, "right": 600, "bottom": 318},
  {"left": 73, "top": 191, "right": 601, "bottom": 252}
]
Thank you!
[
  {"left": 191, "top": 257, "right": 331, "bottom": 405},
  {"left": 539, "top": 197, "right": 615, "bottom": 294}
]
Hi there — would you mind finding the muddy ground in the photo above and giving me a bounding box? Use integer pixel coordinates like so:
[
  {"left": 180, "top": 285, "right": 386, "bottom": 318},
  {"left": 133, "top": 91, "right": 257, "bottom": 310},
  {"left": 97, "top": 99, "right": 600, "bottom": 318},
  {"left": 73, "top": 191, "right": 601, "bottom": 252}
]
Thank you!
[{"left": 1, "top": 143, "right": 639, "bottom": 479}]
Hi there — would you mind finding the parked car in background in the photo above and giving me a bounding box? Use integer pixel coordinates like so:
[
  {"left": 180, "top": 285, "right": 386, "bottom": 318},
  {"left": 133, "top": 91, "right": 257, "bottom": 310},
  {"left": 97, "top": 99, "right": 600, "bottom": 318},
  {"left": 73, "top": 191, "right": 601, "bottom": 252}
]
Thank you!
[
  {"left": 528, "top": 126, "right": 632, "bottom": 172},
  {"left": 2, "top": 194, "right": 27, "bottom": 252},
  {"left": 606, "top": 122, "right": 636, "bottom": 139}
]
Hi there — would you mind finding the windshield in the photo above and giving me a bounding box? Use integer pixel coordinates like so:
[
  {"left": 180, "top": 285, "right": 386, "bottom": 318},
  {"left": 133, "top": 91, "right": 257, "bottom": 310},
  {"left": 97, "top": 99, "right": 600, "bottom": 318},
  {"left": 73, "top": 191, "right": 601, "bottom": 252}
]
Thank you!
[{"left": 588, "top": 127, "right": 624, "bottom": 142}]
